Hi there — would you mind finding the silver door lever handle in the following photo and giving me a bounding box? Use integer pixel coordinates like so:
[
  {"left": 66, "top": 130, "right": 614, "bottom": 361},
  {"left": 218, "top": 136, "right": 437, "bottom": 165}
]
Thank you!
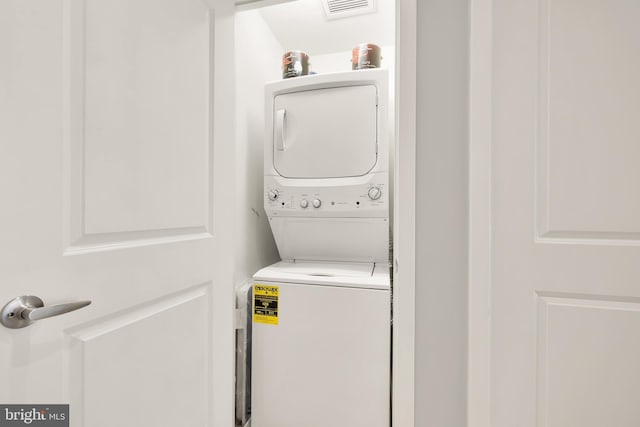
[{"left": 1, "top": 295, "right": 91, "bottom": 329}]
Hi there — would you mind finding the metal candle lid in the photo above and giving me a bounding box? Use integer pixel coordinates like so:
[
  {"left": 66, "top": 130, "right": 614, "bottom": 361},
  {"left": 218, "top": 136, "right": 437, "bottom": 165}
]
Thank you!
[
  {"left": 351, "top": 43, "right": 381, "bottom": 69},
  {"left": 282, "top": 51, "right": 310, "bottom": 79}
]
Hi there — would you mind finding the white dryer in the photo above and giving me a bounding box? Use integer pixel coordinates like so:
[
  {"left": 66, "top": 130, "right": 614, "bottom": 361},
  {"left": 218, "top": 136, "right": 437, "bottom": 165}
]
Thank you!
[
  {"left": 263, "top": 69, "right": 389, "bottom": 263},
  {"left": 251, "top": 261, "right": 390, "bottom": 427}
]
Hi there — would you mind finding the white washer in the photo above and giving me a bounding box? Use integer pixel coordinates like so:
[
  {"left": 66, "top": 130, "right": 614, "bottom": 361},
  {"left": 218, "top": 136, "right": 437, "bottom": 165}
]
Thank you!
[{"left": 251, "top": 261, "right": 390, "bottom": 427}]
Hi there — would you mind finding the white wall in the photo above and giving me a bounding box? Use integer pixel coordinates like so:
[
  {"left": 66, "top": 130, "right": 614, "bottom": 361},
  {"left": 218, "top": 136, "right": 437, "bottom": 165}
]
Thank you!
[
  {"left": 414, "top": 0, "right": 469, "bottom": 426},
  {"left": 234, "top": 10, "right": 281, "bottom": 285},
  {"left": 310, "top": 45, "right": 394, "bottom": 75}
]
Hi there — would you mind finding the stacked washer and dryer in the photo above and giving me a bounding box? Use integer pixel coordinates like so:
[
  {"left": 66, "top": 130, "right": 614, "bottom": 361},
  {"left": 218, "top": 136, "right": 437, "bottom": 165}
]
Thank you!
[{"left": 251, "top": 69, "right": 391, "bottom": 427}]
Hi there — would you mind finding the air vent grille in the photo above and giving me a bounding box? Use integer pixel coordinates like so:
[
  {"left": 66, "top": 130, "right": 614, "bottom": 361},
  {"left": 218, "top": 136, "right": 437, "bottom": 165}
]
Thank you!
[
  {"left": 328, "top": 0, "right": 368, "bottom": 13},
  {"left": 321, "top": 0, "right": 376, "bottom": 20}
]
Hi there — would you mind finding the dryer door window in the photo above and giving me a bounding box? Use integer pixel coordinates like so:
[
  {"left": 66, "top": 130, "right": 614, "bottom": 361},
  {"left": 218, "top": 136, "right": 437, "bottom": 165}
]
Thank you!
[{"left": 273, "top": 85, "right": 378, "bottom": 178}]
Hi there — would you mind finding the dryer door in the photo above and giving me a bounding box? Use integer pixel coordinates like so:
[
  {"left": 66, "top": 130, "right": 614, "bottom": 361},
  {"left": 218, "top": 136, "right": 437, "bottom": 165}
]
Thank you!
[{"left": 273, "top": 85, "right": 378, "bottom": 178}]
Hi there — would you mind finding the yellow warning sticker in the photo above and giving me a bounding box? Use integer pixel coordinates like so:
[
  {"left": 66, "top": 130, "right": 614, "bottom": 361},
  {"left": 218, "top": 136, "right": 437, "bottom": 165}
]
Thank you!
[{"left": 254, "top": 284, "right": 279, "bottom": 325}]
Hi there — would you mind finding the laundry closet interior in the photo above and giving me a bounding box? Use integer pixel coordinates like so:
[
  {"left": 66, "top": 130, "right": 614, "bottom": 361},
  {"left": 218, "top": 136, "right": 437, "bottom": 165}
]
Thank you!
[{"left": 233, "top": 1, "right": 397, "bottom": 426}]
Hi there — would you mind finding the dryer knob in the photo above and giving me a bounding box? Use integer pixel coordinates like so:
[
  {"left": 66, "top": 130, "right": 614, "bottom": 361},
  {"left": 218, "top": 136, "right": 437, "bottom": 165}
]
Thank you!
[
  {"left": 312, "top": 199, "right": 322, "bottom": 208},
  {"left": 300, "top": 199, "right": 309, "bottom": 209},
  {"left": 368, "top": 187, "right": 382, "bottom": 200},
  {"left": 267, "top": 189, "right": 279, "bottom": 201}
]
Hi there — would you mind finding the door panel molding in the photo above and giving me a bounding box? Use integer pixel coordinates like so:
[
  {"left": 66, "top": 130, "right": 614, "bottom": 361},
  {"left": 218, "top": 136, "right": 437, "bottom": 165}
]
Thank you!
[
  {"left": 63, "top": 227, "right": 212, "bottom": 256},
  {"left": 536, "top": 0, "right": 640, "bottom": 243},
  {"left": 66, "top": 283, "right": 212, "bottom": 426},
  {"left": 63, "top": 0, "right": 215, "bottom": 253},
  {"left": 536, "top": 292, "right": 640, "bottom": 427}
]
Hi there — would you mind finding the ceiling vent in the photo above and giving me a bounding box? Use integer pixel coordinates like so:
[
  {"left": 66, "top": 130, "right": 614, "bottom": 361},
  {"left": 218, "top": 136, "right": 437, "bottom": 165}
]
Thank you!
[{"left": 321, "top": 0, "right": 377, "bottom": 20}]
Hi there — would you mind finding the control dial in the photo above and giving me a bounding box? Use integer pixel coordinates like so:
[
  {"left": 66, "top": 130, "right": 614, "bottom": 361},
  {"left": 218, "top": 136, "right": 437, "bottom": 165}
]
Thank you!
[
  {"left": 267, "top": 189, "right": 279, "bottom": 201},
  {"left": 312, "top": 199, "right": 322, "bottom": 208},
  {"left": 300, "top": 199, "right": 309, "bottom": 209},
  {"left": 368, "top": 187, "right": 382, "bottom": 200}
]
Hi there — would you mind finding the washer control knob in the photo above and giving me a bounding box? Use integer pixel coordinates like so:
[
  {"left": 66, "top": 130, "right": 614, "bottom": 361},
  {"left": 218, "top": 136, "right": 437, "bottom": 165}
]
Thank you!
[
  {"left": 312, "top": 199, "right": 322, "bottom": 208},
  {"left": 300, "top": 199, "right": 309, "bottom": 209},
  {"left": 368, "top": 187, "right": 382, "bottom": 200},
  {"left": 267, "top": 189, "right": 279, "bottom": 201}
]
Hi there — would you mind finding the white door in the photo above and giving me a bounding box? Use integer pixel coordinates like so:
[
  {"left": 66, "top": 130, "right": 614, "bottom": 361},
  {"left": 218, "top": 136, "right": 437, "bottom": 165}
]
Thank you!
[
  {"left": 0, "top": 0, "right": 235, "bottom": 426},
  {"left": 470, "top": 0, "right": 640, "bottom": 426}
]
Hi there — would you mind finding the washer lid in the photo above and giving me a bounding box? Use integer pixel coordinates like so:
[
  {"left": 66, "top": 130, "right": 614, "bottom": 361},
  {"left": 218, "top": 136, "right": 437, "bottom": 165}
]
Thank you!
[{"left": 253, "top": 261, "right": 390, "bottom": 290}]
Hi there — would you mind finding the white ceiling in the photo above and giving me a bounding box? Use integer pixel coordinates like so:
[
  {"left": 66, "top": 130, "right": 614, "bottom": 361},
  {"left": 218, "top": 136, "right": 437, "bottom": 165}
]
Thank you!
[{"left": 258, "top": 0, "right": 395, "bottom": 56}]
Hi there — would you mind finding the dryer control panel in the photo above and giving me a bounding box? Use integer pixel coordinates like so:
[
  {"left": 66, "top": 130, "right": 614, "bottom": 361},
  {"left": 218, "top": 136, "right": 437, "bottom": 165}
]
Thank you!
[{"left": 264, "top": 176, "right": 388, "bottom": 218}]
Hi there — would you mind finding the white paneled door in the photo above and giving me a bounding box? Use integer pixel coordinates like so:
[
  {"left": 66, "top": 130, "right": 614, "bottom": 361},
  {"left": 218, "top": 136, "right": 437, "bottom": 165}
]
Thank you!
[
  {"left": 471, "top": 0, "right": 640, "bottom": 426},
  {"left": 0, "top": 0, "right": 235, "bottom": 426}
]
